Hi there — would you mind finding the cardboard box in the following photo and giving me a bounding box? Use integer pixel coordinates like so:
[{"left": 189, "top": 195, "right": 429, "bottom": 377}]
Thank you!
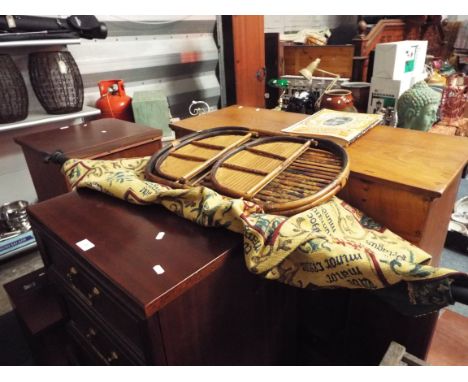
[
  {"left": 373, "top": 40, "right": 428, "bottom": 80},
  {"left": 367, "top": 75, "right": 425, "bottom": 114}
]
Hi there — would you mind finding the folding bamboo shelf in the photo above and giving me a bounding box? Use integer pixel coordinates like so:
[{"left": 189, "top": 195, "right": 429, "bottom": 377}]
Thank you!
[{"left": 145, "top": 127, "right": 349, "bottom": 216}]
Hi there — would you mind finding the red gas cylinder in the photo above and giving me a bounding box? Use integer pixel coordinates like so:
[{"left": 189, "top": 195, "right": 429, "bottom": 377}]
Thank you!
[{"left": 95, "top": 80, "right": 134, "bottom": 121}]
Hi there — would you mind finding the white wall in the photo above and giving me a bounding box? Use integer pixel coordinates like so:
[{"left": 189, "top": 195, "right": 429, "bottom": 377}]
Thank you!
[
  {"left": 265, "top": 15, "right": 357, "bottom": 34},
  {"left": 446, "top": 15, "right": 468, "bottom": 21}
]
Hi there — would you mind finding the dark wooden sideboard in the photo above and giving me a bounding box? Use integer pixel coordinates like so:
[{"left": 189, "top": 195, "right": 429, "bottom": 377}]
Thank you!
[
  {"left": 27, "top": 189, "right": 297, "bottom": 365},
  {"left": 15, "top": 118, "right": 162, "bottom": 202},
  {"left": 28, "top": 189, "right": 448, "bottom": 365}
]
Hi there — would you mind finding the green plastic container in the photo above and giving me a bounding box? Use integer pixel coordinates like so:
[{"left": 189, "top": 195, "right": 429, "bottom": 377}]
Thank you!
[{"left": 132, "top": 90, "right": 174, "bottom": 139}]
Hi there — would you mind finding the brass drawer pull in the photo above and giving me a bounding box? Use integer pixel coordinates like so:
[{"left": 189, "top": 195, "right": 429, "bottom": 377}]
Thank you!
[
  {"left": 66, "top": 266, "right": 78, "bottom": 280},
  {"left": 86, "top": 286, "right": 100, "bottom": 305},
  {"left": 106, "top": 351, "right": 119, "bottom": 364},
  {"left": 85, "top": 327, "right": 97, "bottom": 339}
]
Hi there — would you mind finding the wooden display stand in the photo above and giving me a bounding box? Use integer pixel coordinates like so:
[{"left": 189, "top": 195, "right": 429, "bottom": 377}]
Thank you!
[{"left": 14, "top": 118, "right": 162, "bottom": 202}]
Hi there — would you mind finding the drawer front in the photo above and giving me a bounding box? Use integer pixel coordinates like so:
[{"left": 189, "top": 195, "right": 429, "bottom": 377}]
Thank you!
[
  {"left": 41, "top": 232, "right": 146, "bottom": 354},
  {"left": 66, "top": 298, "right": 142, "bottom": 365},
  {"left": 98, "top": 139, "right": 162, "bottom": 160}
]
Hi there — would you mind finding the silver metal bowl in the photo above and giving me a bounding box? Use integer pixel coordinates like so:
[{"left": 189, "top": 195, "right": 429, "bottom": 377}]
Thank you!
[{"left": 0, "top": 200, "right": 31, "bottom": 232}]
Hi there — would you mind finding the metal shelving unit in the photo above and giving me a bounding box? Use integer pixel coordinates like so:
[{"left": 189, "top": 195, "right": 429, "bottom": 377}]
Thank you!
[
  {"left": 0, "top": 106, "right": 101, "bottom": 133},
  {"left": 0, "top": 38, "right": 81, "bottom": 48},
  {"left": 0, "top": 38, "right": 102, "bottom": 133}
]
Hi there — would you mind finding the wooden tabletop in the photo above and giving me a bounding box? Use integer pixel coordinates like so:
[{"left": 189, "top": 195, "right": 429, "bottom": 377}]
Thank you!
[
  {"left": 171, "top": 105, "right": 468, "bottom": 197},
  {"left": 27, "top": 189, "right": 242, "bottom": 317},
  {"left": 14, "top": 118, "right": 162, "bottom": 158}
]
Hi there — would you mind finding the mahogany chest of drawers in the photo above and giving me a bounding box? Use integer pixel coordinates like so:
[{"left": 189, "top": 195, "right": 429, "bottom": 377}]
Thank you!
[
  {"left": 27, "top": 189, "right": 297, "bottom": 365},
  {"left": 15, "top": 118, "right": 162, "bottom": 202}
]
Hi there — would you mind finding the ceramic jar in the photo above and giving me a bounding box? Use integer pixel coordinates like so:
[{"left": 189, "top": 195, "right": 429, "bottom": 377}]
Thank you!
[
  {"left": 320, "top": 89, "right": 357, "bottom": 112},
  {"left": 340, "top": 82, "right": 370, "bottom": 113}
]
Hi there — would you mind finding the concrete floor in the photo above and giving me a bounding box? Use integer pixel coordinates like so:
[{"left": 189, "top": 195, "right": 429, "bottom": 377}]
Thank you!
[{"left": 441, "top": 247, "right": 468, "bottom": 317}]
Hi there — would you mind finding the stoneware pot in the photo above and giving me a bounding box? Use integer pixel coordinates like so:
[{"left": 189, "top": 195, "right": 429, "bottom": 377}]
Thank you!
[
  {"left": 340, "top": 82, "right": 370, "bottom": 113},
  {"left": 320, "top": 89, "right": 357, "bottom": 112},
  {"left": 0, "top": 200, "right": 30, "bottom": 232}
]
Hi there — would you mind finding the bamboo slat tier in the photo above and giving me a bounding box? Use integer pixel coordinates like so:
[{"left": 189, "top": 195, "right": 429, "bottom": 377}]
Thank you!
[
  {"left": 145, "top": 127, "right": 349, "bottom": 216},
  {"left": 210, "top": 136, "right": 349, "bottom": 215},
  {"left": 145, "top": 126, "right": 255, "bottom": 187}
]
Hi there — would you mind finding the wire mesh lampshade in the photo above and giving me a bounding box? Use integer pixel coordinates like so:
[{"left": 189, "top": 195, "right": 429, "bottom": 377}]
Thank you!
[
  {"left": 29, "top": 51, "right": 84, "bottom": 114},
  {"left": 0, "top": 54, "right": 28, "bottom": 124}
]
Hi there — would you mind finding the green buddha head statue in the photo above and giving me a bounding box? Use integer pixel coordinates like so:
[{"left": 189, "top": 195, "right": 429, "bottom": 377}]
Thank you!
[{"left": 396, "top": 81, "right": 441, "bottom": 131}]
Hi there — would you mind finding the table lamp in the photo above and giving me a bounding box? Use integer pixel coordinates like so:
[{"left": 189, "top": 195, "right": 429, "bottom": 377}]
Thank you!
[{"left": 299, "top": 58, "right": 340, "bottom": 108}]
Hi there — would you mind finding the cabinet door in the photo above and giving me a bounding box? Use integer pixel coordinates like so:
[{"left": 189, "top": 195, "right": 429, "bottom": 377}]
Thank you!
[{"left": 232, "top": 16, "right": 266, "bottom": 107}]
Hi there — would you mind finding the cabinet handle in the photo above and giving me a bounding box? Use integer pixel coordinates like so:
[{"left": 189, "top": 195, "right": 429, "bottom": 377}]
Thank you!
[
  {"left": 66, "top": 266, "right": 78, "bottom": 280},
  {"left": 86, "top": 286, "right": 100, "bottom": 305},
  {"left": 256, "top": 67, "right": 266, "bottom": 81},
  {"left": 106, "top": 351, "right": 119, "bottom": 364},
  {"left": 85, "top": 327, "right": 97, "bottom": 339}
]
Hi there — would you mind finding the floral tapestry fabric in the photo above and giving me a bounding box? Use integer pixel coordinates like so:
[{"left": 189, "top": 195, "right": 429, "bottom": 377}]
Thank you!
[{"left": 62, "top": 157, "right": 465, "bottom": 296}]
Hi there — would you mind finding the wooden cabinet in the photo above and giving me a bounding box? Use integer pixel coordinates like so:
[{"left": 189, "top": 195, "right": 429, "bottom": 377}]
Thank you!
[
  {"left": 282, "top": 44, "right": 354, "bottom": 78},
  {"left": 171, "top": 105, "right": 468, "bottom": 264},
  {"left": 170, "top": 105, "right": 468, "bottom": 363},
  {"left": 232, "top": 16, "right": 266, "bottom": 107},
  {"left": 28, "top": 189, "right": 297, "bottom": 365},
  {"left": 14, "top": 118, "right": 162, "bottom": 202},
  {"left": 342, "top": 126, "right": 467, "bottom": 263}
]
